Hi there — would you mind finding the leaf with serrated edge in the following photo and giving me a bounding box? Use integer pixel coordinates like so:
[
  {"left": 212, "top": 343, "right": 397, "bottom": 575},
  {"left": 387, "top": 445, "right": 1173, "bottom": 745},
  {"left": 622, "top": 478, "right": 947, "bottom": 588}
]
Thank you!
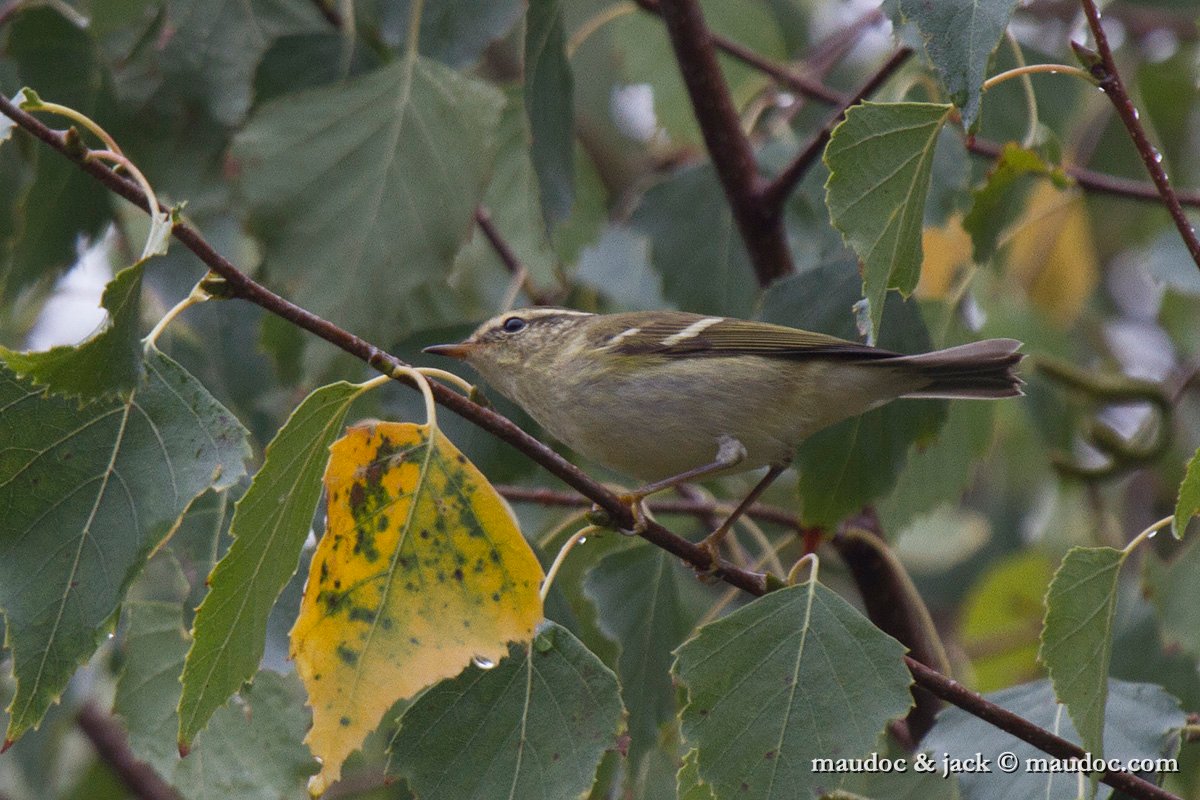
[
  {"left": 179, "top": 381, "right": 368, "bottom": 746},
  {"left": 388, "top": 622, "right": 623, "bottom": 799},
  {"left": 824, "top": 102, "right": 953, "bottom": 337},
  {"left": 1040, "top": 546, "right": 1124, "bottom": 775},
  {"left": 674, "top": 581, "right": 913, "bottom": 800},
  {"left": 174, "top": 671, "right": 318, "bottom": 800},
  {"left": 291, "top": 421, "right": 544, "bottom": 792},
  {"left": 1173, "top": 446, "right": 1200, "bottom": 538},
  {"left": 0, "top": 349, "right": 249, "bottom": 743},
  {"left": 584, "top": 543, "right": 696, "bottom": 767},
  {"left": 1, "top": 260, "right": 144, "bottom": 398},
  {"left": 885, "top": 0, "right": 1020, "bottom": 127},
  {"left": 232, "top": 53, "right": 504, "bottom": 350}
]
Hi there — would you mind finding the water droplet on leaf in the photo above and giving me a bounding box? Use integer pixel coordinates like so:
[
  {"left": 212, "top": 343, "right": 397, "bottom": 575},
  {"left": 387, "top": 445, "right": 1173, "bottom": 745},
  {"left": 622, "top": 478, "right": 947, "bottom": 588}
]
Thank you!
[{"left": 471, "top": 655, "right": 496, "bottom": 670}]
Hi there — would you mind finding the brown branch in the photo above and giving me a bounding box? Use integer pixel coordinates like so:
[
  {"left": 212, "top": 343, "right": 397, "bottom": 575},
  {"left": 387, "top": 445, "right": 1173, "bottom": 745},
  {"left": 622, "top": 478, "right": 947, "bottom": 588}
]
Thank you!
[
  {"left": 308, "top": 0, "right": 343, "bottom": 29},
  {"left": 0, "top": 96, "right": 1181, "bottom": 800},
  {"left": 645, "top": 7, "right": 1200, "bottom": 210},
  {"left": 1076, "top": 2, "right": 1200, "bottom": 270},
  {"left": 77, "top": 702, "right": 182, "bottom": 800},
  {"left": 634, "top": 0, "right": 844, "bottom": 106},
  {"left": 473, "top": 206, "right": 557, "bottom": 306},
  {"left": 965, "top": 137, "right": 1200, "bottom": 206},
  {"left": 496, "top": 484, "right": 803, "bottom": 531},
  {"left": 762, "top": 48, "right": 913, "bottom": 212},
  {"left": 644, "top": 0, "right": 794, "bottom": 286},
  {"left": 908, "top": 660, "right": 1181, "bottom": 800},
  {"left": 831, "top": 510, "right": 951, "bottom": 745},
  {"left": 0, "top": 94, "right": 767, "bottom": 596}
]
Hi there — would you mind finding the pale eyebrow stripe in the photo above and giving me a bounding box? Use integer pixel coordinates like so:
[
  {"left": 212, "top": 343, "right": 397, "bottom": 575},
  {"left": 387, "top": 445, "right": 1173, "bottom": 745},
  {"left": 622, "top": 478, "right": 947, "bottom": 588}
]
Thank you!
[{"left": 660, "top": 317, "right": 723, "bottom": 346}]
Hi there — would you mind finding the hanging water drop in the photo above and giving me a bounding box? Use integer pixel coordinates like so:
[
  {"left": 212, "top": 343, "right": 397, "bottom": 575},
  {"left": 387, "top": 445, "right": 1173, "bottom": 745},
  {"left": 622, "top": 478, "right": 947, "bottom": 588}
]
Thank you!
[
  {"left": 577, "top": 536, "right": 587, "bottom": 545},
  {"left": 472, "top": 655, "right": 496, "bottom": 670}
]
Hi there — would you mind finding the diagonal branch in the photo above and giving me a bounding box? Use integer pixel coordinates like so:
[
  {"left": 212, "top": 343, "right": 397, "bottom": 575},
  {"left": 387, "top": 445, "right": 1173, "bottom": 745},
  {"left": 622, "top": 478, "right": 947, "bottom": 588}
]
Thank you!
[
  {"left": 647, "top": 0, "right": 794, "bottom": 286},
  {"left": 761, "top": 48, "right": 913, "bottom": 212},
  {"left": 646, "top": 8, "right": 1200, "bottom": 210},
  {"left": 0, "top": 96, "right": 1180, "bottom": 800},
  {"left": 1077, "top": 0, "right": 1200, "bottom": 270},
  {"left": 78, "top": 702, "right": 182, "bottom": 800},
  {"left": 0, "top": 94, "right": 767, "bottom": 594}
]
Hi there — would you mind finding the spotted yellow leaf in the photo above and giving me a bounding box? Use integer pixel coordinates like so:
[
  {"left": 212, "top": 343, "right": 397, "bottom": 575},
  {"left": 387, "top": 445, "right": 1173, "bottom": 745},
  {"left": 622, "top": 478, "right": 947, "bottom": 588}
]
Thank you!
[{"left": 290, "top": 421, "right": 544, "bottom": 794}]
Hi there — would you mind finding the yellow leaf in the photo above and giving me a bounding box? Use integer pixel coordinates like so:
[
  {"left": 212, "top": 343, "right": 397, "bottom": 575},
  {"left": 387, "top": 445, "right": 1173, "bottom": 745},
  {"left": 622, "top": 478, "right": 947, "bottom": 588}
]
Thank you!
[
  {"left": 1005, "top": 183, "right": 1098, "bottom": 324},
  {"left": 917, "top": 213, "right": 973, "bottom": 300},
  {"left": 291, "top": 421, "right": 544, "bottom": 794}
]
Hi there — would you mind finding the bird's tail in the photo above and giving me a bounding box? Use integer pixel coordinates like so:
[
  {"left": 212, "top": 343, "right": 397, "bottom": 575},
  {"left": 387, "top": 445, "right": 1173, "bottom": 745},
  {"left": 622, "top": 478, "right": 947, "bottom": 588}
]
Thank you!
[{"left": 885, "top": 339, "right": 1025, "bottom": 400}]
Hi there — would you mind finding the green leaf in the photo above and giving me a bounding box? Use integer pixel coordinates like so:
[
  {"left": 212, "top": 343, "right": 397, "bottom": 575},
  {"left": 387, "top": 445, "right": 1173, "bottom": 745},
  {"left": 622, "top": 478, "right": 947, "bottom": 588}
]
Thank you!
[
  {"left": 1144, "top": 536, "right": 1200, "bottom": 660},
  {"left": 962, "top": 143, "right": 1063, "bottom": 263},
  {"left": 1039, "top": 546, "right": 1124, "bottom": 764},
  {"left": 632, "top": 164, "right": 758, "bottom": 317},
  {"left": 173, "top": 671, "right": 318, "bottom": 800},
  {"left": 5, "top": 7, "right": 112, "bottom": 293},
  {"left": 179, "top": 381, "right": 366, "bottom": 746},
  {"left": 388, "top": 622, "right": 624, "bottom": 799},
  {"left": 115, "top": 601, "right": 190, "bottom": 777},
  {"left": 885, "top": 0, "right": 1020, "bottom": 127},
  {"left": 678, "top": 750, "right": 717, "bottom": 800},
  {"left": 762, "top": 260, "right": 947, "bottom": 526},
  {"left": 455, "top": 95, "right": 560, "bottom": 294},
  {"left": 879, "top": 400, "right": 995, "bottom": 533},
  {"left": 584, "top": 543, "right": 700, "bottom": 766},
  {"left": 0, "top": 261, "right": 144, "bottom": 398},
  {"left": 1173, "top": 446, "right": 1200, "bottom": 538},
  {"left": 161, "top": 0, "right": 327, "bottom": 126},
  {"left": 379, "top": 0, "right": 523, "bottom": 68},
  {"left": 824, "top": 102, "right": 953, "bottom": 337},
  {"left": 674, "top": 581, "right": 913, "bottom": 800},
  {"left": 924, "top": 679, "right": 1185, "bottom": 800},
  {"left": 232, "top": 54, "right": 504, "bottom": 349},
  {"left": 524, "top": 0, "right": 574, "bottom": 225},
  {"left": 0, "top": 349, "right": 249, "bottom": 742}
]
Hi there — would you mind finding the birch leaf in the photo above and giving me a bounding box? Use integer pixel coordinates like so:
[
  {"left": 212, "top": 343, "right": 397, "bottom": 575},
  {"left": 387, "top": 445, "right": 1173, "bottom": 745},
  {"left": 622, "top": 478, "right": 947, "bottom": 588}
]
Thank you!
[{"left": 290, "top": 421, "right": 544, "bottom": 793}]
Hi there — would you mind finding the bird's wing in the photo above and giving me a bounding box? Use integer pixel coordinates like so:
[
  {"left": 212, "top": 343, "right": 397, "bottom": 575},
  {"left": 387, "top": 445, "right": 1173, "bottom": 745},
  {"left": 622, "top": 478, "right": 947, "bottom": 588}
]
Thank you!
[{"left": 601, "top": 313, "right": 894, "bottom": 360}]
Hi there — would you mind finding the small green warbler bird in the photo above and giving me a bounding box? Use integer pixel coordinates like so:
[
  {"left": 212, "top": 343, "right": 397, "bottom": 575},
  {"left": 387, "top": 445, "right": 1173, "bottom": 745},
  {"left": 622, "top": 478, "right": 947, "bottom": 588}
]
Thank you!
[{"left": 426, "top": 308, "right": 1022, "bottom": 560}]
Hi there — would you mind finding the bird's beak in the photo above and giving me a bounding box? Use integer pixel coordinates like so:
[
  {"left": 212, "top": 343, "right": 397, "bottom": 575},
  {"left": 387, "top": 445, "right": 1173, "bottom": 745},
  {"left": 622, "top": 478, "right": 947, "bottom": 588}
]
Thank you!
[{"left": 423, "top": 342, "right": 475, "bottom": 360}]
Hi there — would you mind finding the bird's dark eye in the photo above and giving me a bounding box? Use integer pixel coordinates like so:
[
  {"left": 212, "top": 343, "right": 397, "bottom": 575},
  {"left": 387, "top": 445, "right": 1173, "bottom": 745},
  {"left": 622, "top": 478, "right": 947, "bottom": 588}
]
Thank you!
[{"left": 501, "top": 316, "right": 527, "bottom": 333}]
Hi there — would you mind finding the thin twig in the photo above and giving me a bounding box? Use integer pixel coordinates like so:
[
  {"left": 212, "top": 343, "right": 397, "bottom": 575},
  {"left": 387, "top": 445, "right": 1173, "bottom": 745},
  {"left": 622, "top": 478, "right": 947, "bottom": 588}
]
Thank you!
[
  {"left": 762, "top": 48, "right": 913, "bottom": 212},
  {"left": 473, "top": 206, "right": 556, "bottom": 307},
  {"left": 634, "top": 0, "right": 845, "bottom": 106},
  {"left": 1077, "top": 0, "right": 1200, "bottom": 270},
  {"left": 966, "top": 136, "right": 1200, "bottom": 206},
  {"left": 0, "top": 94, "right": 768, "bottom": 596},
  {"left": 497, "top": 484, "right": 804, "bottom": 530},
  {"left": 0, "top": 95, "right": 1180, "bottom": 800},
  {"left": 650, "top": 0, "right": 794, "bottom": 285},
  {"left": 77, "top": 702, "right": 182, "bottom": 800},
  {"left": 907, "top": 659, "right": 1181, "bottom": 800},
  {"left": 639, "top": 7, "right": 1200, "bottom": 210},
  {"left": 308, "top": 0, "right": 343, "bottom": 29}
]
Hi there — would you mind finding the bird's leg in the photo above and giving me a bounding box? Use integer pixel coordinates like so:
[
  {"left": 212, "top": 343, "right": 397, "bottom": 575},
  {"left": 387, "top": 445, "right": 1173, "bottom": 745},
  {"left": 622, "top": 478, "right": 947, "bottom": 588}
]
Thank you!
[
  {"left": 698, "top": 462, "right": 788, "bottom": 566},
  {"left": 619, "top": 436, "right": 748, "bottom": 533}
]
